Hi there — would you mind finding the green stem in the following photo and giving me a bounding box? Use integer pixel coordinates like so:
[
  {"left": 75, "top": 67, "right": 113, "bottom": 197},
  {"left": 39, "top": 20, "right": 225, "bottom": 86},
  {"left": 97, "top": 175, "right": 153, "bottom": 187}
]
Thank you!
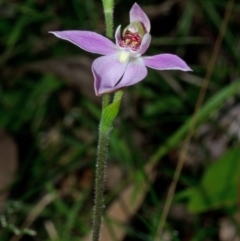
[
  {"left": 102, "top": 93, "right": 110, "bottom": 107},
  {"left": 92, "top": 95, "right": 109, "bottom": 241},
  {"left": 92, "top": 91, "right": 123, "bottom": 241},
  {"left": 92, "top": 2, "right": 116, "bottom": 240},
  {"left": 105, "top": 12, "right": 113, "bottom": 38},
  {"left": 92, "top": 130, "right": 109, "bottom": 241},
  {"left": 102, "top": 0, "right": 114, "bottom": 38}
]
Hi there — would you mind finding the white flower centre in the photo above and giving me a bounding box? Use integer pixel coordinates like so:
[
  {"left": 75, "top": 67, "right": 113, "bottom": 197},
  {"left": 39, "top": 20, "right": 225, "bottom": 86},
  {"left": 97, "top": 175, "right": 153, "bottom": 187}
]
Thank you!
[{"left": 118, "top": 51, "right": 130, "bottom": 63}]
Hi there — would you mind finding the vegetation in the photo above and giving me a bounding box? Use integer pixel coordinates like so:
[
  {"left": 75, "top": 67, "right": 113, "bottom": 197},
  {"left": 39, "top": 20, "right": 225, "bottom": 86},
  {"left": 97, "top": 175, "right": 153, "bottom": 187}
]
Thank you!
[{"left": 0, "top": 0, "right": 239, "bottom": 240}]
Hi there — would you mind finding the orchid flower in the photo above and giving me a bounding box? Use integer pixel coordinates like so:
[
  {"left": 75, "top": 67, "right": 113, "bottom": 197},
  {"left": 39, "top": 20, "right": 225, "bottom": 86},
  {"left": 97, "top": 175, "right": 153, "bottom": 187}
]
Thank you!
[{"left": 50, "top": 3, "right": 191, "bottom": 96}]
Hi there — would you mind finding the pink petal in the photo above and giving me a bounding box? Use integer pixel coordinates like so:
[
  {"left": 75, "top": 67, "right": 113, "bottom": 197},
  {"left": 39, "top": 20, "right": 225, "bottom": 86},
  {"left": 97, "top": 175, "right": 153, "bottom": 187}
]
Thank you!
[
  {"left": 135, "top": 33, "right": 151, "bottom": 56},
  {"left": 116, "top": 58, "right": 147, "bottom": 89},
  {"left": 143, "top": 54, "right": 192, "bottom": 71},
  {"left": 92, "top": 55, "right": 128, "bottom": 96},
  {"left": 115, "top": 25, "right": 122, "bottom": 49},
  {"left": 130, "top": 3, "right": 151, "bottom": 33},
  {"left": 115, "top": 25, "right": 121, "bottom": 42},
  {"left": 49, "top": 31, "right": 116, "bottom": 55}
]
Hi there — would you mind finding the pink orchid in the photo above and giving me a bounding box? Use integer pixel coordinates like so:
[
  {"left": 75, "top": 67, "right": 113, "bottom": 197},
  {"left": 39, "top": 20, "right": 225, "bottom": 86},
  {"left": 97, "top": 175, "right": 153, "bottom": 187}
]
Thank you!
[{"left": 50, "top": 3, "right": 191, "bottom": 96}]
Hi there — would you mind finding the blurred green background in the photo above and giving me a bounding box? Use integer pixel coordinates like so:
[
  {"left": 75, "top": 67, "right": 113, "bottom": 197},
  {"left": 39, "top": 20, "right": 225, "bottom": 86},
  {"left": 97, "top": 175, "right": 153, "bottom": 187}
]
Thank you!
[{"left": 0, "top": 0, "right": 240, "bottom": 240}]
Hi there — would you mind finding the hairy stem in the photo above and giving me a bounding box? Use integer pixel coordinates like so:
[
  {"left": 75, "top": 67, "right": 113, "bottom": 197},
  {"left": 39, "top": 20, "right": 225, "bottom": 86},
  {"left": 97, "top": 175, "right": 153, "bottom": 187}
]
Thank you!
[
  {"left": 91, "top": 91, "right": 123, "bottom": 241},
  {"left": 92, "top": 2, "right": 115, "bottom": 240},
  {"left": 102, "top": 0, "right": 114, "bottom": 38},
  {"left": 104, "top": 12, "right": 113, "bottom": 38},
  {"left": 92, "top": 95, "right": 109, "bottom": 241},
  {"left": 92, "top": 130, "right": 109, "bottom": 241}
]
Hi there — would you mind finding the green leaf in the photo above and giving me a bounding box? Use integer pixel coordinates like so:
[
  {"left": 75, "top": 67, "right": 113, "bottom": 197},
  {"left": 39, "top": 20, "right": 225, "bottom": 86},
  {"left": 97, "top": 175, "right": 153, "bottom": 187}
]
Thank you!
[
  {"left": 187, "top": 148, "right": 240, "bottom": 213},
  {"left": 100, "top": 90, "right": 123, "bottom": 133}
]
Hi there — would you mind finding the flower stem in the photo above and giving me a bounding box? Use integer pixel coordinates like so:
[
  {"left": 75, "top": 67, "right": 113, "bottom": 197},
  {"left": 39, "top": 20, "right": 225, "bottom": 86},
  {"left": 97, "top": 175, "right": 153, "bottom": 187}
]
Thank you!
[
  {"left": 92, "top": 90, "right": 123, "bottom": 241},
  {"left": 102, "top": 0, "right": 114, "bottom": 38},
  {"left": 104, "top": 12, "right": 113, "bottom": 38},
  {"left": 92, "top": 131, "right": 108, "bottom": 241},
  {"left": 92, "top": 3, "right": 117, "bottom": 240}
]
